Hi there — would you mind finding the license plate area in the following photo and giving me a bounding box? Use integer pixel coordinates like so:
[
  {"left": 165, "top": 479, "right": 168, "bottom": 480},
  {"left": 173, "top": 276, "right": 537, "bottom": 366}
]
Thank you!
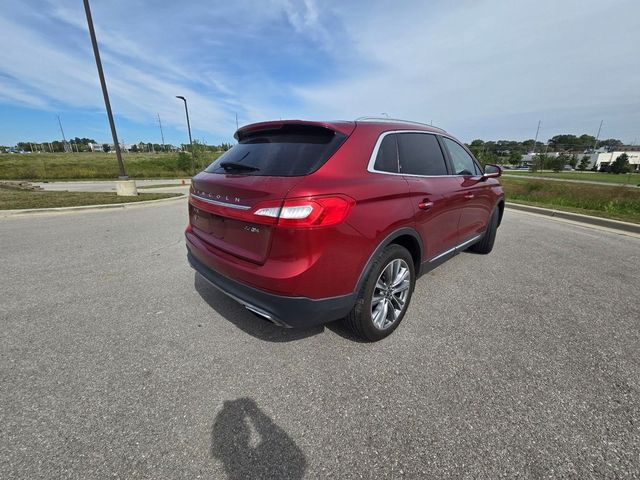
[{"left": 192, "top": 208, "right": 225, "bottom": 239}]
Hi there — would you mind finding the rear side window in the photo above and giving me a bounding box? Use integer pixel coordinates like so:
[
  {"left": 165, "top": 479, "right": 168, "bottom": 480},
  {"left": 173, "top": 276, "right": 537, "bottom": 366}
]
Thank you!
[
  {"left": 205, "top": 125, "right": 347, "bottom": 176},
  {"left": 442, "top": 137, "right": 480, "bottom": 176},
  {"left": 373, "top": 134, "right": 399, "bottom": 173},
  {"left": 397, "top": 133, "right": 448, "bottom": 176}
]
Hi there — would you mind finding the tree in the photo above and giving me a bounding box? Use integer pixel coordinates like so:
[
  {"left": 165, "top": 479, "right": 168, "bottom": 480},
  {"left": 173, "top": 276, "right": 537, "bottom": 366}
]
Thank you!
[
  {"left": 548, "top": 134, "right": 596, "bottom": 152},
  {"left": 610, "top": 153, "right": 630, "bottom": 174},
  {"left": 568, "top": 154, "right": 578, "bottom": 169},
  {"left": 130, "top": 144, "right": 138, "bottom": 153},
  {"left": 102, "top": 143, "right": 111, "bottom": 153},
  {"left": 531, "top": 154, "right": 546, "bottom": 172},
  {"left": 508, "top": 151, "right": 522, "bottom": 166},
  {"left": 549, "top": 154, "right": 567, "bottom": 172},
  {"left": 597, "top": 138, "right": 623, "bottom": 150},
  {"left": 578, "top": 156, "right": 590, "bottom": 171},
  {"left": 475, "top": 150, "right": 498, "bottom": 167}
]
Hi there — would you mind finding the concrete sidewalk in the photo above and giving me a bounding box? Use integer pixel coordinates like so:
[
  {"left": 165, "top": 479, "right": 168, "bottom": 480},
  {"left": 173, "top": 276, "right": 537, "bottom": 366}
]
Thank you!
[{"left": 32, "top": 179, "right": 191, "bottom": 193}]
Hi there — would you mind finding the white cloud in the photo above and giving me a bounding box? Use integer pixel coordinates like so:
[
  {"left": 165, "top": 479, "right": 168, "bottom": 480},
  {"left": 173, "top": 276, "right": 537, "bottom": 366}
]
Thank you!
[
  {"left": 290, "top": 0, "right": 640, "bottom": 140},
  {"left": 0, "top": 0, "right": 639, "bottom": 143}
]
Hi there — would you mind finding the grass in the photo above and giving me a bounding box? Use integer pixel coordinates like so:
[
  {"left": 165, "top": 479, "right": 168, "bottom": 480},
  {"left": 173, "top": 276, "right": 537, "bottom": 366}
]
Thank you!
[
  {"left": 505, "top": 170, "right": 640, "bottom": 186},
  {"left": 501, "top": 177, "right": 640, "bottom": 224},
  {"left": 0, "top": 152, "right": 222, "bottom": 180},
  {"left": 0, "top": 189, "right": 182, "bottom": 210}
]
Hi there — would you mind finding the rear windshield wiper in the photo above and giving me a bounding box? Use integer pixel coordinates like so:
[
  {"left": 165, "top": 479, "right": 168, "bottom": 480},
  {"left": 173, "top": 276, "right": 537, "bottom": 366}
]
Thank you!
[{"left": 219, "top": 161, "right": 260, "bottom": 172}]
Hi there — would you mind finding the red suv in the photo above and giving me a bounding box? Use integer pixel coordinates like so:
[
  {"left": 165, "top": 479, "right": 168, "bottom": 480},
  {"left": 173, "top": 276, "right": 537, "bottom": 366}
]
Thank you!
[{"left": 186, "top": 118, "right": 504, "bottom": 340}]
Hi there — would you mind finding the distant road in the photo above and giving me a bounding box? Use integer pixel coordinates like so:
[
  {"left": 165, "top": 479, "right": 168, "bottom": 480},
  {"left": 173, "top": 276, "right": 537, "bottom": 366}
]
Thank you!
[
  {"left": 33, "top": 179, "right": 190, "bottom": 193},
  {"left": 503, "top": 173, "right": 640, "bottom": 188}
]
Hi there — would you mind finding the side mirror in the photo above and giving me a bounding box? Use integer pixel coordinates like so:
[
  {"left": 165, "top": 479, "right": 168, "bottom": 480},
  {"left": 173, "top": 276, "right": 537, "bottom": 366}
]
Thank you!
[{"left": 483, "top": 164, "right": 502, "bottom": 179}]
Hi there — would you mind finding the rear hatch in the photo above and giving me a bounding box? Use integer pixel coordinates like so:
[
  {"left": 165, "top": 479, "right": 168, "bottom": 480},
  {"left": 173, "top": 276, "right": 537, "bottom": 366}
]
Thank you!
[{"left": 189, "top": 121, "right": 353, "bottom": 264}]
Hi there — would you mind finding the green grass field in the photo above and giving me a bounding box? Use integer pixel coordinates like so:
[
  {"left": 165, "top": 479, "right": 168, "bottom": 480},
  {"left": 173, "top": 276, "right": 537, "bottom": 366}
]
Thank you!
[
  {"left": 501, "top": 177, "right": 640, "bottom": 224},
  {"left": 505, "top": 170, "right": 640, "bottom": 186},
  {"left": 0, "top": 189, "right": 182, "bottom": 210},
  {"left": 0, "top": 152, "right": 222, "bottom": 180}
]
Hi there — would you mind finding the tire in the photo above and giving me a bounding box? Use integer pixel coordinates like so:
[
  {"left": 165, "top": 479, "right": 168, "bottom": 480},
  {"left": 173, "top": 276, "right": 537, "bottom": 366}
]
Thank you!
[
  {"left": 468, "top": 207, "right": 499, "bottom": 254},
  {"left": 344, "top": 244, "right": 415, "bottom": 341}
]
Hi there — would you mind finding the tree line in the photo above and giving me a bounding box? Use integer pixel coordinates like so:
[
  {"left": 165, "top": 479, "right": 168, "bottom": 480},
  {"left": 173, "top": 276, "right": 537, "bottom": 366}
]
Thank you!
[
  {"left": 2, "top": 138, "right": 234, "bottom": 154},
  {"left": 466, "top": 134, "right": 626, "bottom": 167}
]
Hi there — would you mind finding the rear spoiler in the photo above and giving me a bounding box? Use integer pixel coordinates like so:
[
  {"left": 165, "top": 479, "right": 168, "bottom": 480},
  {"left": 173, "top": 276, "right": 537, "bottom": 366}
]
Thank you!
[{"left": 235, "top": 120, "right": 356, "bottom": 141}]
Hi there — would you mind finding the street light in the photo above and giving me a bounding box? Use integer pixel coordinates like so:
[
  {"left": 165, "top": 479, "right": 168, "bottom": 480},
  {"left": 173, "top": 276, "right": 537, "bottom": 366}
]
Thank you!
[
  {"left": 176, "top": 95, "right": 194, "bottom": 174},
  {"left": 83, "top": 0, "right": 127, "bottom": 179}
]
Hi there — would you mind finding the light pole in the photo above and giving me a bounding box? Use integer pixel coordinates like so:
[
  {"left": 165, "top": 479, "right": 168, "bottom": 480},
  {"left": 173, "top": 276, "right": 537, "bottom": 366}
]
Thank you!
[
  {"left": 176, "top": 95, "right": 194, "bottom": 174},
  {"left": 83, "top": 0, "right": 127, "bottom": 179}
]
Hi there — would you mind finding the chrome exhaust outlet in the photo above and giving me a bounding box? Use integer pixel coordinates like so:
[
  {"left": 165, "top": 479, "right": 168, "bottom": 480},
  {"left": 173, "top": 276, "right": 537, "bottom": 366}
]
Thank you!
[{"left": 244, "top": 304, "right": 290, "bottom": 328}]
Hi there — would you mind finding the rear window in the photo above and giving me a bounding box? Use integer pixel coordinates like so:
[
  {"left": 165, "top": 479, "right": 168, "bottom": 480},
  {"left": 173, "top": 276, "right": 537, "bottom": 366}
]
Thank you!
[
  {"left": 205, "top": 125, "right": 347, "bottom": 176},
  {"left": 373, "top": 134, "right": 399, "bottom": 173}
]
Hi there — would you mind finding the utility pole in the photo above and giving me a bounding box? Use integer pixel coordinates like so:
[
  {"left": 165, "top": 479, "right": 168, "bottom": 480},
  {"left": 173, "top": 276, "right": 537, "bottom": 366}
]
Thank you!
[
  {"left": 57, "top": 116, "right": 72, "bottom": 153},
  {"left": 83, "top": 0, "right": 127, "bottom": 179},
  {"left": 530, "top": 120, "right": 542, "bottom": 171},
  {"left": 235, "top": 112, "right": 239, "bottom": 131},
  {"left": 157, "top": 113, "right": 165, "bottom": 150},
  {"left": 593, "top": 120, "right": 603, "bottom": 151},
  {"left": 532, "top": 120, "right": 541, "bottom": 154}
]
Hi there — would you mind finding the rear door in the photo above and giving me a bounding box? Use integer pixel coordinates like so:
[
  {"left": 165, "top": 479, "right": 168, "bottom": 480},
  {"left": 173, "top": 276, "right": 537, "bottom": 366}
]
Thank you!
[
  {"left": 393, "top": 132, "right": 463, "bottom": 261},
  {"left": 189, "top": 124, "right": 348, "bottom": 264},
  {"left": 440, "top": 137, "right": 493, "bottom": 243}
]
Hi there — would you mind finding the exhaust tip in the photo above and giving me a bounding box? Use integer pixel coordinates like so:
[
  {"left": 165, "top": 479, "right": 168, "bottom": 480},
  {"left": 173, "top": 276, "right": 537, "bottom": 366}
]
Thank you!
[{"left": 244, "top": 305, "right": 290, "bottom": 328}]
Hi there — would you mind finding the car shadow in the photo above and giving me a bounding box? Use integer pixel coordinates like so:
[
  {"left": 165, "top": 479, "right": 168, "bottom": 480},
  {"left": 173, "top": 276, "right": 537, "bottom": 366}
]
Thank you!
[
  {"left": 210, "top": 397, "right": 307, "bottom": 480},
  {"left": 194, "top": 273, "right": 324, "bottom": 342}
]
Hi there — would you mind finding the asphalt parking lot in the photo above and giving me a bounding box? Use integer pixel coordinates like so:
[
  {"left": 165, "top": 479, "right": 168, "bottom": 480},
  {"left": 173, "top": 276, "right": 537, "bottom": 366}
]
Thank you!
[{"left": 1, "top": 200, "right": 639, "bottom": 479}]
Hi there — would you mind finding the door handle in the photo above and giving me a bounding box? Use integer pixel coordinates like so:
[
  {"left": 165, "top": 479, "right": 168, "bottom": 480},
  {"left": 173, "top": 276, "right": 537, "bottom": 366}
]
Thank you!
[
  {"left": 464, "top": 193, "right": 475, "bottom": 200},
  {"left": 418, "top": 201, "right": 434, "bottom": 210}
]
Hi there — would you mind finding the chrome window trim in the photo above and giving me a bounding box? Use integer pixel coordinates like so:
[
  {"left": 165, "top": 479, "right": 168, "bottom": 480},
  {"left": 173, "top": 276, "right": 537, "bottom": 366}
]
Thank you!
[
  {"left": 366, "top": 130, "right": 481, "bottom": 178},
  {"left": 190, "top": 192, "right": 251, "bottom": 210},
  {"left": 428, "top": 234, "right": 482, "bottom": 263}
]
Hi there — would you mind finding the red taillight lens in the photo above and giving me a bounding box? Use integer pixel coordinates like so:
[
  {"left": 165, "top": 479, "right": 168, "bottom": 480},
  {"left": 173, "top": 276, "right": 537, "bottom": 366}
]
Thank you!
[
  {"left": 254, "top": 195, "right": 354, "bottom": 228},
  {"left": 189, "top": 193, "right": 354, "bottom": 228}
]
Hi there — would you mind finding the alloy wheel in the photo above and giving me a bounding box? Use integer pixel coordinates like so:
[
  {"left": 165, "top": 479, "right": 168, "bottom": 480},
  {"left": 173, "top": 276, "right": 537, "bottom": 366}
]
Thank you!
[{"left": 371, "top": 258, "right": 411, "bottom": 330}]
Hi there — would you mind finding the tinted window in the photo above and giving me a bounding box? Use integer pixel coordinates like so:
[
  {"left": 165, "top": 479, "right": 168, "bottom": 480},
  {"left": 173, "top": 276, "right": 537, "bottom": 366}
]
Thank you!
[
  {"left": 205, "top": 125, "right": 346, "bottom": 176},
  {"left": 397, "top": 133, "right": 448, "bottom": 176},
  {"left": 442, "top": 137, "right": 479, "bottom": 176},
  {"left": 373, "top": 134, "right": 399, "bottom": 173}
]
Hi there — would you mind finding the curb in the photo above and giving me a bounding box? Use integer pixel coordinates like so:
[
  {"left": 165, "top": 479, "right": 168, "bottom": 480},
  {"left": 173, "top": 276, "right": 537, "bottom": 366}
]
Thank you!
[
  {"left": 0, "top": 193, "right": 187, "bottom": 218},
  {"left": 505, "top": 202, "right": 640, "bottom": 235}
]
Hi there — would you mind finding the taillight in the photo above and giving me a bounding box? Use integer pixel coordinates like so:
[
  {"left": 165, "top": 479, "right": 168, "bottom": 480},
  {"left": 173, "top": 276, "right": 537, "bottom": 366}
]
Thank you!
[
  {"left": 189, "top": 193, "right": 354, "bottom": 228},
  {"left": 254, "top": 195, "right": 354, "bottom": 228}
]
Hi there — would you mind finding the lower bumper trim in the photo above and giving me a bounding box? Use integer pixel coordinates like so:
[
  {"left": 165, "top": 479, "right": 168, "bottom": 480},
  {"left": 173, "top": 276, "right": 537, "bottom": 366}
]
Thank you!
[{"left": 187, "top": 249, "right": 355, "bottom": 328}]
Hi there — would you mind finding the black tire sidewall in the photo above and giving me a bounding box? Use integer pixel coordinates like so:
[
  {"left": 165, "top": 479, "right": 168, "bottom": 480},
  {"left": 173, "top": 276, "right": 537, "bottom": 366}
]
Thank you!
[{"left": 358, "top": 245, "right": 416, "bottom": 341}]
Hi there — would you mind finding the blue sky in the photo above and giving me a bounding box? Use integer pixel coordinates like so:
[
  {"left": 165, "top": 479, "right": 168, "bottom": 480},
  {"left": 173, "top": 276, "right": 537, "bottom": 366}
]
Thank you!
[{"left": 1, "top": 0, "right": 639, "bottom": 146}]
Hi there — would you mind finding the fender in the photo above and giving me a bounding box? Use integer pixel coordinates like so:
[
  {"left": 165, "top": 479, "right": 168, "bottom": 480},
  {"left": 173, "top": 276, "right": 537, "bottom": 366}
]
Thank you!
[{"left": 352, "top": 227, "right": 423, "bottom": 296}]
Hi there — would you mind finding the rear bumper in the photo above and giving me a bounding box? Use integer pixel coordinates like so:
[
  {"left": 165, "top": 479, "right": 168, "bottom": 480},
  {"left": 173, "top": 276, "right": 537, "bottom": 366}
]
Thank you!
[{"left": 187, "top": 250, "right": 355, "bottom": 328}]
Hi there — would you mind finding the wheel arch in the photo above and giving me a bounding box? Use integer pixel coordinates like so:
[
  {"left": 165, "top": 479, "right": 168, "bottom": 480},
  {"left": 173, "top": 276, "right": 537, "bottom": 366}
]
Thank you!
[{"left": 353, "top": 227, "right": 423, "bottom": 295}]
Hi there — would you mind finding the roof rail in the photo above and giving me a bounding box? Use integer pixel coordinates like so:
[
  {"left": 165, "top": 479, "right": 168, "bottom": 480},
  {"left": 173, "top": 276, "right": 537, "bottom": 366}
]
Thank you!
[{"left": 355, "top": 116, "right": 446, "bottom": 133}]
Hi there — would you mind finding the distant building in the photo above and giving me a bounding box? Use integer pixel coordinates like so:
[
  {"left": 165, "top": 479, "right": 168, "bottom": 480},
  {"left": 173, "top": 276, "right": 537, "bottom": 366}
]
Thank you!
[
  {"left": 591, "top": 151, "right": 640, "bottom": 171},
  {"left": 88, "top": 143, "right": 135, "bottom": 152}
]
